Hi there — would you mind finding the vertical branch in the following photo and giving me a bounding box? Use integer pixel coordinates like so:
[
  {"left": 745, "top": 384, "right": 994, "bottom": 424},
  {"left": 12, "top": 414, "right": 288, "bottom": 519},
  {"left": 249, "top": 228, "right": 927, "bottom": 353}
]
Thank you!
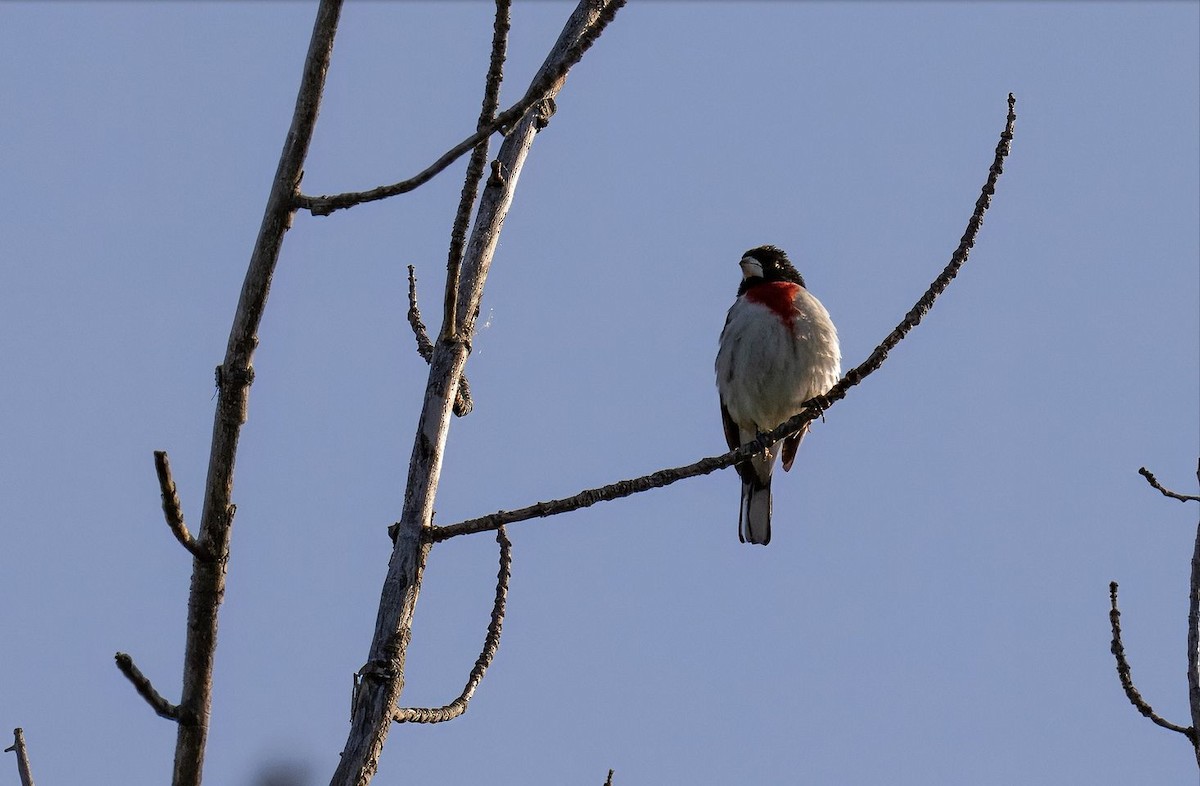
[
  {"left": 154, "top": 2, "right": 343, "bottom": 785},
  {"left": 331, "top": 3, "right": 625, "bottom": 784},
  {"left": 443, "top": 0, "right": 512, "bottom": 342},
  {"left": 3, "top": 728, "right": 35, "bottom": 786},
  {"left": 1189, "top": 460, "right": 1200, "bottom": 766}
]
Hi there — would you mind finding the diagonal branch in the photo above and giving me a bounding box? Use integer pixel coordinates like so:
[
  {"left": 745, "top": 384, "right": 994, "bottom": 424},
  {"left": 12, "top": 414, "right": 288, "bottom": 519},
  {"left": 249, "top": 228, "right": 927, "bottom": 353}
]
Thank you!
[
  {"left": 408, "top": 265, "right": 472, "bottom": 417},
  {"left": 393, "top": 525, "right": 512, "bottom": 724},
  {"left": 1140, "top": 466, "right": 1200, "bottom": 503},
  {"left": 430, "top": 93, "right": 1018, "bottom": 543},
  {"left": 1107, "top": 582, "right": 1195, "bottom": 738},
  {"left": 114, "top": 3, "right": 343, "bottom": 785},
  {"left": 444, "top": 0, "right": 512, "bottom": 343},
  {"left": 152, "top": 451, "right": 208, "bottom": 560},
  {"left": 115, "top": 652, "right": 183, "bottom": 722},
  {"left": 295, "top": 0, "right": 623, "bottom": 217},
  {"left": 332, "top": 4, "right": 627, "bottom": 783}
]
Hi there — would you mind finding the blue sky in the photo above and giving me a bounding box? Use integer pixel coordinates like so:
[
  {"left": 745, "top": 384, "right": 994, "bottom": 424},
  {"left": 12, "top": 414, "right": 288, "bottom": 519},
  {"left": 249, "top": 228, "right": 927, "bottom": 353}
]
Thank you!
[{"left": 1, "top": 2, "right": 1197, "bottom": 784}]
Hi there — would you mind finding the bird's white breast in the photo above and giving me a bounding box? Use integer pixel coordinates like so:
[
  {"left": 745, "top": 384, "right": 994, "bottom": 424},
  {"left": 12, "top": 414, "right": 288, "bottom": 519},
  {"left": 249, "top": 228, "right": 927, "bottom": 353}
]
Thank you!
[{"left": 716, "top": 287, "right": 841, "bottom": 432}]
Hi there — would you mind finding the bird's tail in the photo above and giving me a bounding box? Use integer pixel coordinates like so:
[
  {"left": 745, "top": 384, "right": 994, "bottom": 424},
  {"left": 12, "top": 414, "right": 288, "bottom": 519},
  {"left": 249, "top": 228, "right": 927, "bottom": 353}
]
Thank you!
[{"left": 738, "top": 478, "right": 772, "bottom": 545}]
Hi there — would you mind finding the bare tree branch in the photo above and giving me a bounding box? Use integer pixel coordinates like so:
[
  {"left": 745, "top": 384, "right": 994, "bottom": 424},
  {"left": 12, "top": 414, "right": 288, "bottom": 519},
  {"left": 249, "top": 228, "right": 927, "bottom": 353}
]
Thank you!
[
  {"left": 1188, "top": 503, "right": 1200, "bottom": 767},
  {"left": 4, "top": 728, "right": 35, "bottom": 786},
  {"left": 604, "top": 769, "right": 615, "bottom": 786},
  {"left": 430, "top": 93, "right": 1018, "bottom": 543},
  {"left": 1140, "top": 466, "right": 1200, "bottom": 503},
  {"left": 114, "top": 652, "right": 183, "bottom": 722},
  {"left": 153, "top": 451, "right": 207, "bottom": 560},
  {"left": 444, "top": 0, "right": 512, "bottom": 343},
  {"left": 1107, "top": 582, "right": 1195, "bottom": 738},
  {"left": 114, "top": 3, "right": 343, "bottom": 784},
  {"left": 393, "top": 526, "right": 511, "bottom": 724},
  {"left": 331, "top": 4, "right": 626, "bottom": 783},
  {"left": 295, "top": 0, "right": 624, "bottom": 217},
  {"left": 407, "top": 265, "right": 472, "bottom": 417}
]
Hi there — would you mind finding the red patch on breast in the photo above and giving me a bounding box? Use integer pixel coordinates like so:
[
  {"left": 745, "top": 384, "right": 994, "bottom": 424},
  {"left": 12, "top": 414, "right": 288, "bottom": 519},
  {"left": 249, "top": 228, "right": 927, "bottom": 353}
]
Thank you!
[{"left": 744, "top": 281, "right": 800, "bottom": 326}]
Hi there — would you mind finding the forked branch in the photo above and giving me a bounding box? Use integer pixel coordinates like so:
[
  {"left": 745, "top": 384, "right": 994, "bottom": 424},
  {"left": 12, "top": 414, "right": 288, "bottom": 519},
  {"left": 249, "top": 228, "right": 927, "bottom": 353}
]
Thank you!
[
  {"left": 430, "top": 93, "right": 1018, "bottom": 543},
  {"left": 393, "top": 526, "right": 512, "bottom": 724},
  {"left": 408, "top": 265, "right": 472, "bottom": 417},
  {"left": 295, "top": 0, "right": 623, "bottom": 217}
]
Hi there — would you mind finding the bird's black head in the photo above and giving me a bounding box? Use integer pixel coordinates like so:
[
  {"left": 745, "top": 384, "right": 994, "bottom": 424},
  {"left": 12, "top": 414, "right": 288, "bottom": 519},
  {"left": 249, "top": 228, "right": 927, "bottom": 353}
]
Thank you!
[{"left": 737, "top": 245, "right": 805, "bottom": 294}]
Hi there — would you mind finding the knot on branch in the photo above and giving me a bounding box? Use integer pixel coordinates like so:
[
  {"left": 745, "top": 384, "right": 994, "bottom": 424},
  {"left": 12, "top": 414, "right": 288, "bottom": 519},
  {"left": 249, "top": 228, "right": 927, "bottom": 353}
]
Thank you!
[
  {"left": 533, "top": 97, "right": 557, "bottom": 130},
  {"left": 215, "top": 362, "right": 255, "bottom": 389}
]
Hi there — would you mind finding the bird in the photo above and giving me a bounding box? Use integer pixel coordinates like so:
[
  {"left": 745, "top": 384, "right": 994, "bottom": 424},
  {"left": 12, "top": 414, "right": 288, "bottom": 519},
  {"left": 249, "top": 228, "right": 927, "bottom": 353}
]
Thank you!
[{"left": 715, "top": 245, "right": 841, "bottom": 545}]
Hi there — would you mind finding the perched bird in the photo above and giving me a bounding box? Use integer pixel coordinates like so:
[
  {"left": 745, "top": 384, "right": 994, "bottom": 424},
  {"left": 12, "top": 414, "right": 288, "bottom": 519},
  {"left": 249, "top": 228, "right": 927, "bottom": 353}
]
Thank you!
[{"left": 715, "top": 245, "right": 841, "bottom": 545}]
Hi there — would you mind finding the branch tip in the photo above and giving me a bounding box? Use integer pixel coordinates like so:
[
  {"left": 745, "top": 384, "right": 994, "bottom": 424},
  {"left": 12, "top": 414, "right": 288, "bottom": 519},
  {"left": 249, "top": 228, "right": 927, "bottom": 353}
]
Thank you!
[
  {"left": 115, "top": 651, "right": 182, "bottom": 722},
  {"left": 1138, "top": 466, "right": 1200, "bottom": 503}
]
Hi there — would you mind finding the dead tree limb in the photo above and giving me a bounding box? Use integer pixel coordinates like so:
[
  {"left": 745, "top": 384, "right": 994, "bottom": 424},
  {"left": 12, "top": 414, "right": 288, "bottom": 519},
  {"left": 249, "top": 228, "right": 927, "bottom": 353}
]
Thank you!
[
  {"left": 153, "top": 451, "right": 206, "bottom": 559},
  {"left": 295, "top": 0, "right": 622, "bottom": 217},
  {"left": 115, "top": 652, "right": 182, "bottom": 721},
  {"left": 331, "top": 3, "right": 625, "bottom": 783},
  {"left": 392, "top": 526, "right": 511, "bottom": 724},
  {"left": 407, "top": 265, "right": 472, "bottom": 417},
  {"left": 4, "top": 728, "right": 35, "bottom": 786},
  {"left": 1109, "top": 460, "right": 1200, "bottom": 767},
  {"left": 430, "top": 93, "right": 1018, "bottom": 543},
  {"left": 115, "top": 2, "right": 343, "bottom": 784},
  {"left": 1140, "top": 465, "right": 1200, "bottom": 503},
  {"left": 1108, "top": 582, "right": 1194, "bottom": 738}
]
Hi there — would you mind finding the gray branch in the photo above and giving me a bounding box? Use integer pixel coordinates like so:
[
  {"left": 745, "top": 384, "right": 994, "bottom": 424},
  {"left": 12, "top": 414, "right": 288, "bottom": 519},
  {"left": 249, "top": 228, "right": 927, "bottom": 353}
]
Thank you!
[
  {"left": 153, "top": 451, "right": 207, "bottom": 559},
  {"left": 4, "top": 728, "right": 35, "bottom": 786},
  {"left": 393, "top": 526, "right": 511, "bottom": 724},
  {"left": 1140, "top": 465, "right": 1200, "bottom": 503},
  {"left": 430, "top": 93, "right": 1018, "bottom": 543},
  {"left": 116, "top": 3, "right": 344, "bottom": 784},
  {"left": 407, "top": 265, "right": 472, "bottom": 417},
  {"left": 1107, "top": 583, "right": 1195, "bottom": 739},
  {"left": 296, "top": 0, "right": 623, "bottom": 217},
  {"left": 330, "top": 3, "right": 626, "bottom": 783},
  {"left": 114, "top": 652, "right": 183, "bottom": 722}
]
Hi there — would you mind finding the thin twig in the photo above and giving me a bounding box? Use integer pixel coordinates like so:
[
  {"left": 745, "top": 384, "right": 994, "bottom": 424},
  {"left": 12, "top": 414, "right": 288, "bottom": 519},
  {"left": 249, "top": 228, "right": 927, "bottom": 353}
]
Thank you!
[
  {"left": 1107, "top": 583, "right": 1195, "bottom": 738},
  {"left": 430, "top": 93, "right": 1017, "bottom": 542},
  {"left": 295, "top": 0, "right": 625, "bottom": 217},
  {"left": 153, "top": 451, "right": 207, "bottom": 560},
  {"left": 444, "top": 0, "right": 512, "bottom": 342},
  {"left": 1140, "top": 466, "right": 1200, "bottom": 503},
  {"left": 393, "top": 525, "right": 512, "bottom": 724},
  {"left": 4, "top": 728, "right": 35, "bottom": 786},
  {"left": 604, "top": 769, "right": 615, "bottom": 786},
  {"left": 114, "top": 652, "right": 183, "bottom": 722},
  {"left": 408, "top": 265, "right": 473, "bottom": 417}
]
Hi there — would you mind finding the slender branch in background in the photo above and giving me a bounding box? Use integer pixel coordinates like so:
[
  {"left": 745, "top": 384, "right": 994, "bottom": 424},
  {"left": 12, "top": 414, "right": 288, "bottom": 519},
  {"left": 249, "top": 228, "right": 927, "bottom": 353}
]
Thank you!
[
  {"left": 407, "top": 265, "right": 472, "bottom": 417},
  {"left": 444, "top": 0, "right": 512, "bottom": 343},
  {"left": 114, "top": 653, "right": 183, "bottom": 721},
  {"left": 296, "top": 0, "right": 624, "bottom": 217},
  {"left": 1188, "top": 501, "right": 1200, "bottom": 767},
  {"left": 604, "top": 769, "right": 615, "bottom": 786},
  {"left": 331, "top": 4, "right": 626, "bottom": 783},
  {"left": 429, "top": 92, "right": 1018, "bottom": 543},
  {"left": 153, "top": 451, "right": 207, "bottom": 560},
  {"left": 114, "top": 3, "right": 343, "bottom": 785},
  {"left": 1107, "top": 582, "right": 1195, "bottom": 738},
  {"left": 393, "top": 526, "right": 512, "bottom": 723},
  {"left": 4, "top": 728, "right": 35, "bottom": 786},
  {"left": 1140, "top": 466, "right": 1200, "bottom": 503}
]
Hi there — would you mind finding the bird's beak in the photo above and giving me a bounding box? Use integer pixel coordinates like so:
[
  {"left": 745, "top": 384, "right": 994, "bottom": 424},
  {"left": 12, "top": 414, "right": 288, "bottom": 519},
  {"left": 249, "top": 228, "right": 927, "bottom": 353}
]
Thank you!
[{"left": 739, "top": 257, "right": 764, "bottom": 280}]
